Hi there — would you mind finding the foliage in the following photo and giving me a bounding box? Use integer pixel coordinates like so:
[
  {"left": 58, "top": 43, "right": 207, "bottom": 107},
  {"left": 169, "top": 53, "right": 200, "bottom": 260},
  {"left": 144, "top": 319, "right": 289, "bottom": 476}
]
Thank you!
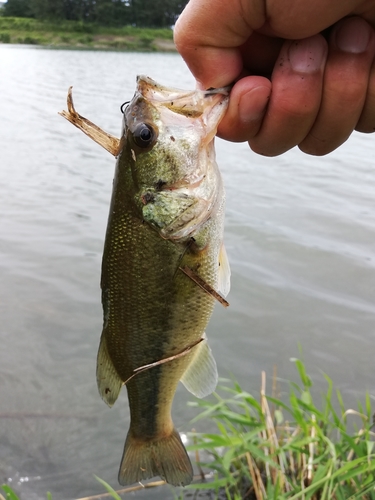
[
  {"left": 0, "top": 485, "right": 52, "bottom": 500},
  {"left": 2, "top": 0, "right": 188, "bottom": 27},
  {"left": 95, "top": 475, "right": 123, "bottom": 499},
  {"left": 0, "top": 32, "right": 11, "bottom": 42},
  {"left": 1, "top": 0, "right": 33, "bottom": 18},
  {"left": 186, "top": 359, "right": 375, "bottom": 499},
  {"left": 0, "top": 16, "right": 174, "bottom": 49}
]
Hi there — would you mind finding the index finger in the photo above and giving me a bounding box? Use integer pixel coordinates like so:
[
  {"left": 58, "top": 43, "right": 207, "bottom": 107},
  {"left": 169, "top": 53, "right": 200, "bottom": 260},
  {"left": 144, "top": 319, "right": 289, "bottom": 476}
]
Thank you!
[{"left": 174, "top": 0, "right": 261, "bottom": 87}]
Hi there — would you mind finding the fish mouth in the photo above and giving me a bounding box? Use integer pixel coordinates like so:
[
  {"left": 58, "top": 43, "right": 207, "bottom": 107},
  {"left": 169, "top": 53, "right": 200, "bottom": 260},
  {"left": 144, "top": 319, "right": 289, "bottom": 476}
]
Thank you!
[
  {"left": 136, "top": 75, "right": 230, "bottom": 135},
  {"left": 136, "top": 74, "right": 231, "bottom": 102}
]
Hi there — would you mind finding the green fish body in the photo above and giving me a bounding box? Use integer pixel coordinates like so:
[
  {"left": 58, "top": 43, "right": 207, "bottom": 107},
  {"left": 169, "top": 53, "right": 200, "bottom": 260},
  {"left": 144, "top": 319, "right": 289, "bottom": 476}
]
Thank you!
[{"left": 96, "top": 76, "right": 230, "bottom": 486}]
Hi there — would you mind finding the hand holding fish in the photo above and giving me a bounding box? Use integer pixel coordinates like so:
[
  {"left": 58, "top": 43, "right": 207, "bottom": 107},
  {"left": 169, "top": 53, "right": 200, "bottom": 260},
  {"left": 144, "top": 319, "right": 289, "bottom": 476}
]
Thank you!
[{"left": 174, "top": 0, "right": 375, "bottom": 156}]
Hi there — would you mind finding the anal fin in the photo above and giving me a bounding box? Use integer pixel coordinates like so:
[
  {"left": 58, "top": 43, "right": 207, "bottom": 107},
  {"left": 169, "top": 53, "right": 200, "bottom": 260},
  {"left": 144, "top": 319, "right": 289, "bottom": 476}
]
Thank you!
[{"left": 181, "top": 333, "right": 218, "bottom": 398}]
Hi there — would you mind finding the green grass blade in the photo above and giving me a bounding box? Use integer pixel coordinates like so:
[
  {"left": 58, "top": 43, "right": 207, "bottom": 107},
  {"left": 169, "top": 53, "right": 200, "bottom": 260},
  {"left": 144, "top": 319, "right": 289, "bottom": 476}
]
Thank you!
[
  {"left": 94, "top": 476, "right": 122, "bottom": 500},
  {"left": 0, "top": 486, "right": 20, "bottom": 500}
]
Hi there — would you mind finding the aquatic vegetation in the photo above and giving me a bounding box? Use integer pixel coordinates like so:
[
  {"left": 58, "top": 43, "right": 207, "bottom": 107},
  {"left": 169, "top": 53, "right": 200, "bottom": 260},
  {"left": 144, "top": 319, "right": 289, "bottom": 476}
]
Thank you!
[{"left": 186, "top": 359, "right": 375, "bottom": 499}]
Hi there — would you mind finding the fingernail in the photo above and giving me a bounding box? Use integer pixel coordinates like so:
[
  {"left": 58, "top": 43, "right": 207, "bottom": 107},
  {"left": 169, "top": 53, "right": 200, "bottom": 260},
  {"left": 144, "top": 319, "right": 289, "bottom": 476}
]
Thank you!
[
  {"left": 238, "top": 86, "right": 270, "bottom": 124},
  {"left": 288, "top": 36, "right": 327, "bottom": 73},
  {"left": 334, "top": 17, "right": 371, "bottom": 53}
]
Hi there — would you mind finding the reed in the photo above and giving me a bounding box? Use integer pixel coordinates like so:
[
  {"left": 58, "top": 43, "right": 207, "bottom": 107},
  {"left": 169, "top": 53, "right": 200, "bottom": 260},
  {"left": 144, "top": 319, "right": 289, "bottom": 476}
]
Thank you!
[{"left": 186, "top": 359, "right": 375, "bottom": 499}]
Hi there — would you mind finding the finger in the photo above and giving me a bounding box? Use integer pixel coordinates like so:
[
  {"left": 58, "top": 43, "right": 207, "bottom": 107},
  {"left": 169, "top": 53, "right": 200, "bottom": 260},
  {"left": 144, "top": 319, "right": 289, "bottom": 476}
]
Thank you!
[
  {"left": 239, "top": 32, "right": 284, "bottom": 77},
  {"left": 174, "top": 0, "right": 367, "bottom": 88},
  {"left": 217, "top": 77, "right": 272, "bottom": 142},
  {"left": 248, "top": 35, "right": 328, "bottom": 156},
  {"left": 174, "top": 0, "right": 260, "bottom": 88},
  {"left": 259, "top": 0, "right": 371, "bottom": 38},
  {"left": 300, "top": 17, "right": 375, "bottom": 155},
  {"left": 356, "top": 58, "right": 375, "bottom": 132}
]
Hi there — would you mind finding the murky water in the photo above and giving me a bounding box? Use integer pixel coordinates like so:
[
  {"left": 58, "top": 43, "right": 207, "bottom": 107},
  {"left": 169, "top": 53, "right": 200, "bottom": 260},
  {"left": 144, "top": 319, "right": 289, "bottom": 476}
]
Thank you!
[{"left": 0, "top": 45, "right": 374, "bottom": 499}]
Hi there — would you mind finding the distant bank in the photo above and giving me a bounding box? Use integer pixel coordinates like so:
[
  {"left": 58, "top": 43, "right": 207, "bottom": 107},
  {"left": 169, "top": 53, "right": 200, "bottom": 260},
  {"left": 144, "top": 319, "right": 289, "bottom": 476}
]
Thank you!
[{"left": 0, "top": 17, "right": 176, "bottom": 51}]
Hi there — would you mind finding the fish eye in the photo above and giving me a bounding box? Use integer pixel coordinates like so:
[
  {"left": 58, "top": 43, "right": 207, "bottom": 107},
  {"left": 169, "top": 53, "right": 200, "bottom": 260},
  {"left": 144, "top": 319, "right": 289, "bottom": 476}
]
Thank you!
[{"left": 133, "top": 123, "right": 156, "bottom": 148}]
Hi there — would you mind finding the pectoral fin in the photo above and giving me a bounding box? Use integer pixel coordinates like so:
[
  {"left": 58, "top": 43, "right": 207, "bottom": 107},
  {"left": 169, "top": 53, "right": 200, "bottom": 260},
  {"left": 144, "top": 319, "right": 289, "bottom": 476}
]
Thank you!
[
  {"left": 96, "top": 334, "right": 123, "bottom": 407},
  {"left": 180, "top": 334, "right": 218, "bottom": 398},
  {"left": 218, "top": 242, "right": 231, "bottom": 297}
]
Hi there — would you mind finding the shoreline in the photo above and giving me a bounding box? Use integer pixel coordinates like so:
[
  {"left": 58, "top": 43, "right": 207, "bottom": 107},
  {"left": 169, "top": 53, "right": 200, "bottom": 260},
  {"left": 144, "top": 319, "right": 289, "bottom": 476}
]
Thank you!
[{"left": 0, "top": 17, "right": 177, "bottom": 51}]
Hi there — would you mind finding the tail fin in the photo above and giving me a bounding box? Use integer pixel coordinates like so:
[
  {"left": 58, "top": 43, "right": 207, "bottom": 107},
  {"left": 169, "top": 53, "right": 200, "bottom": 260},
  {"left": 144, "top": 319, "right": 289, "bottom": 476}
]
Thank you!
[{"left": 118, "top": 428, "right": 193, "bottom": 486}]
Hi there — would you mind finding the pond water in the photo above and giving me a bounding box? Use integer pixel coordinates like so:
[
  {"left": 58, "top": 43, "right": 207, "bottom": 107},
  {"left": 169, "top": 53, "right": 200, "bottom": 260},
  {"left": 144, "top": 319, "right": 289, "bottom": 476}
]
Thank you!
[{"left": 0, "top": 45, "right": 374, "bottom": 499}]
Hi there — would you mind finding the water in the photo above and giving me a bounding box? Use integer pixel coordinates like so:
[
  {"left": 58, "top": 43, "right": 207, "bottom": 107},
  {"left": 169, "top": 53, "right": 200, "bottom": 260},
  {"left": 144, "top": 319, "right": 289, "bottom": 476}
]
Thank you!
[{"left": 0, "top": 45, "right": 374, "bottom": 499}]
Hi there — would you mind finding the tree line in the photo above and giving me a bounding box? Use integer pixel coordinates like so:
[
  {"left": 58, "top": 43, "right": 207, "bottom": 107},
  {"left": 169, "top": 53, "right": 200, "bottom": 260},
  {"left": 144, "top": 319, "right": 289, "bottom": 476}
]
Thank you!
[{"left": 2, "top": 0, "right": 188, "bottom": 27}]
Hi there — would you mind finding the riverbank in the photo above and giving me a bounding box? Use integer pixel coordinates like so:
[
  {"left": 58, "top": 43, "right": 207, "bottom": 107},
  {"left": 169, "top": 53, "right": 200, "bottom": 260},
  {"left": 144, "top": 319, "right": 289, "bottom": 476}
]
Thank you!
[{"left": 0, "top": 17, "right": 176, "bottom": 51}]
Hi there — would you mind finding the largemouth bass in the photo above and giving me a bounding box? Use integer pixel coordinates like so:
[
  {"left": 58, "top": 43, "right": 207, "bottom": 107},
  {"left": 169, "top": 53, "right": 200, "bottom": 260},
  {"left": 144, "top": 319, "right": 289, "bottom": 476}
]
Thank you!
[{"left": 60, "top": 76, "right": 230, "bottom": 487}]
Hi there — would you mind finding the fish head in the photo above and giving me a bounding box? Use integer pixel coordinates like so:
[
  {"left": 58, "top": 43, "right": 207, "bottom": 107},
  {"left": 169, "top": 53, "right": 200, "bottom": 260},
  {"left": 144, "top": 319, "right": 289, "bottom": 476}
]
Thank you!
[{"left": 121, "top": 75, "right": 230, "bottom": 240}]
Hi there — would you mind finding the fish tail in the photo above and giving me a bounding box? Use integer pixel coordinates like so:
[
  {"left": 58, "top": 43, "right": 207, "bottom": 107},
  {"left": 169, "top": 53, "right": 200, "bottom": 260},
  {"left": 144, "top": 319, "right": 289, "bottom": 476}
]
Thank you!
[{"left": 118, "top": 428, "right": 193, "bottom": 486}]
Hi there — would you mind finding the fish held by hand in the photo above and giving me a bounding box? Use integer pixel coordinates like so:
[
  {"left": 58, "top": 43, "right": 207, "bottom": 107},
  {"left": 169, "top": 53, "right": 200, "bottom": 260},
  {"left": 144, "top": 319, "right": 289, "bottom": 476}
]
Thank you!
[{"left": 60, "top": 76, "right": 231, "bottom": 487}]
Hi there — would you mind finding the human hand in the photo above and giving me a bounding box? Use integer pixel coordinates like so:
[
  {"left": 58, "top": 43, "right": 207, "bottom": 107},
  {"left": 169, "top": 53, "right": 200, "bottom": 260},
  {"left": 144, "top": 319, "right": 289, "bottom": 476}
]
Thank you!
[{"left": 174, "top": 0, "right": 375, "bottom": 156}]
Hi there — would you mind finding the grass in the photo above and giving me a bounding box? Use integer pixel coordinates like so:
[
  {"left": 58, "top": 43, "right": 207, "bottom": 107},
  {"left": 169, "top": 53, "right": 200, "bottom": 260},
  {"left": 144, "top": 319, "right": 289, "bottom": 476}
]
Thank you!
[
  {"left": 0, "top": 485, "right": 52, "bottom": 500},
  {"left": 2, "top": 359, "right": 374, "bottom": 499},
  {"left": 0, "top": 17, "right": 175, "bottom": 50},
  {"left": 186, "top": 359, "right": 375, "bottom": 499}
]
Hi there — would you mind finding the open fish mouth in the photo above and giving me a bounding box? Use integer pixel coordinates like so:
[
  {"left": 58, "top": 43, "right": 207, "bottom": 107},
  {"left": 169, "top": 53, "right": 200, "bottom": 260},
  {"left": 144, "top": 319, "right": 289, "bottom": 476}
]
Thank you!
[
  {"left": 135, "top": 75, "right": 230, "bottom": 136},
  {"left": 136, "top": 74, "right": 231, "bottom": 103}
]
